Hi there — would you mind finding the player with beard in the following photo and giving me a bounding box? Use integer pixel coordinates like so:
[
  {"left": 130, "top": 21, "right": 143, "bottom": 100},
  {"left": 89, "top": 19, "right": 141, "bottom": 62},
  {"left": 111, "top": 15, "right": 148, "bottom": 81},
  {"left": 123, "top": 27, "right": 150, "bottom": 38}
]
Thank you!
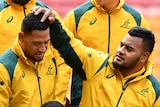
[
  {"left": 0, "top": 1, "right": 71, "bottom": 106},
  {"left": 31, "top": 7, "right": 160, "bottom": 106},
  {"left": 0, "top": 12, "right": 70, "bottom": 107}
]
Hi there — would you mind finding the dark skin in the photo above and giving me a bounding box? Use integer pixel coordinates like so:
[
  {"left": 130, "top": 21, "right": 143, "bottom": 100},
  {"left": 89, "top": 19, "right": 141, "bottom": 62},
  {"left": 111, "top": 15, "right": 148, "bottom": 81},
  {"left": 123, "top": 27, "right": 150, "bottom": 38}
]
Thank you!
[
  {"left": 19, "top": 29, "right": 50, "bottom": 64},
  {"left": 11, "top": 0, "right": 30, "bottom": 5},
  {"left": 113, "top": 34, "right": 150, "bottom": 77}
]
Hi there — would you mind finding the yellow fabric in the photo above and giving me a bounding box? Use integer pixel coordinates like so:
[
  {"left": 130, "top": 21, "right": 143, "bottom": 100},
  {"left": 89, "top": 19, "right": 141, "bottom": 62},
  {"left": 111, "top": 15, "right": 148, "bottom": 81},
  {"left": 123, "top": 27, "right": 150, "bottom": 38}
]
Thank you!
[
  {"left": 0, "top": 37, "right": 70, "bottom": 106},
  {"left": 81, "top": 55, "right": 158, "bottom": 107},
  {"left": 63, "top": 0, "right": 154, "bottom": 106},
  {"left": 63, "top": 0, "right": 150, "bottom": 55},
  {"left": 0, "top": 0, "right": 71, "bottom": 104},
  {"left": 54, "top": 23, "right": 160, "bottom": 106},
  {"left": 0, "top": 0, "right": 71, "bottom": 105},
  {"left": 0, "top": 38, "right": 54, "bottom": 106},
  {"left": 63, "top": 0, "right": 154, "bottom": 68},
  {"left": 0, "top": 0, "right": 37, "bottom": 54},
  {"left": 50, "top": 45, "right": 71, "bottom": 105},
  {"left": 50, "top": 11, "right": 72, "bottom": 105}
]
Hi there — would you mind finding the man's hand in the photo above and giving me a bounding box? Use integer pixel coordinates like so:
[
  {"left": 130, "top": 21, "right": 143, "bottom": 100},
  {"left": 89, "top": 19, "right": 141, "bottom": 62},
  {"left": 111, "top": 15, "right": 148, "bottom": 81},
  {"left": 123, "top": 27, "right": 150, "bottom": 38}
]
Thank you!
[{"left": 31, "top": 6, "right": 55, "bottom": 24}]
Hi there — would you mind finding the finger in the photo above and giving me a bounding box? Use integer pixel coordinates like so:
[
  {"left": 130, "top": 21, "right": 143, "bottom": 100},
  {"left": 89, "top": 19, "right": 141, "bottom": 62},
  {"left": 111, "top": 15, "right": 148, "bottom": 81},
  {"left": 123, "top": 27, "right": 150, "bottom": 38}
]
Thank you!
[
  {"left": 30, "top": 6, "right": 41, "bottom": 14},
  {"left": 30, "top": 6, "right": 54, "bottom": 23},
  {"left": 40, "top": 9, "right": 52, "bottom": 22},
  {"left": 31, "top": 6, "right": 47, "bottom": 17},
  {"left": 34, "top": 7, "right": 45, "bottom": 16}
]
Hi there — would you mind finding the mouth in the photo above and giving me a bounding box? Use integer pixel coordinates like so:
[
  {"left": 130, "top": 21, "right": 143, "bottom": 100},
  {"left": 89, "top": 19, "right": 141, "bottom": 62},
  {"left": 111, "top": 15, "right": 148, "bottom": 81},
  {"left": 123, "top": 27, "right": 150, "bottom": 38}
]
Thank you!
[
  {"left": 115, "top": 55, "right": 124, "bottom": 61},
  {"left": 36, "top": 53, "right": 44, "bottom": 59}
]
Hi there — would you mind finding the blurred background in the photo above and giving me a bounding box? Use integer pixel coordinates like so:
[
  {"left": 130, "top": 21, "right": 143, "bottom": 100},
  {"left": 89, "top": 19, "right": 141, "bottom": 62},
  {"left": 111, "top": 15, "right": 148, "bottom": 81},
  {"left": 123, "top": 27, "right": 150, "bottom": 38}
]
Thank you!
[{"left": 41, "top": 0, "right": 160, "bottom": 80}]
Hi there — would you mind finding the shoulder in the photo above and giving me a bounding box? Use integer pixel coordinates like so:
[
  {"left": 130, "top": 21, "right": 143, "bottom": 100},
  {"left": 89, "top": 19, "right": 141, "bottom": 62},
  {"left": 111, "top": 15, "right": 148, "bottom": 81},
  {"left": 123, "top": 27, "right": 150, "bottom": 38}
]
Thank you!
[
  {"left": 0, "top": 49, "right": 18, "bottom": 81},
  {"left": 147, "top": 75, "right": 160, "bottom": 101},
  {"left": 122, "top": 3, "right": 140, "bottom": 13},
  {"left": 0, "top": 49, "right": 18, "bottom": 64},
  {"left": 74, "top": 1, "right": 94, "bottom": 16},
  {"left": 122, "top": 3, "right": 143, "bottom": 26}
]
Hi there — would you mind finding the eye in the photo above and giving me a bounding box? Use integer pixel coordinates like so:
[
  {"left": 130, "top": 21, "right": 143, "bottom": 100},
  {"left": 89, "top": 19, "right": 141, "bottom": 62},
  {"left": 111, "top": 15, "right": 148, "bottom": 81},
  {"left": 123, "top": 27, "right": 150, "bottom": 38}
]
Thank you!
[
  {"left": 120, "top": 42, "right": 123, "bottom": 47},
  {"left": 33, "top": 42, "right": 41, "bottom": 46},
  {"left": 126, "top": 46, "right": 133, "bottom": 52},
  {"left": 45, "top": 41, "right": 49, "bottom": 45}
]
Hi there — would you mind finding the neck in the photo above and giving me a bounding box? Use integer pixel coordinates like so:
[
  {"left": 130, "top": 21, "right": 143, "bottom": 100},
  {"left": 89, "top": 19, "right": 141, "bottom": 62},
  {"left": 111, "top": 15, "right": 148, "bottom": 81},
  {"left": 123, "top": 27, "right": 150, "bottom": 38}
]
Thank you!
[{"left": 119, "top": 64, "right": 144, "bottom": 77}]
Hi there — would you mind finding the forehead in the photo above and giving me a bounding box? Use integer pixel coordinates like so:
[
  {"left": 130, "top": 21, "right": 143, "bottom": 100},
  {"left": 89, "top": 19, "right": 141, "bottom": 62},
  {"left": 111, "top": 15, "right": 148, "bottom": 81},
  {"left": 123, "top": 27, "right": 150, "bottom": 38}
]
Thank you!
[
  {"left": 122, "top": 34, "right": 143, "bottom": 47},
  {"left": 26, "top": 29, "right": 50, "bottom": 41}
]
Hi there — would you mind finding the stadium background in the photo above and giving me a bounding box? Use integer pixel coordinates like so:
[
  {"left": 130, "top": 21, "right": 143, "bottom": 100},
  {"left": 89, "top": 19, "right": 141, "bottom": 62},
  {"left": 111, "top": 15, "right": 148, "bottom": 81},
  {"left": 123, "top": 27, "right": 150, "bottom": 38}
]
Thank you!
[{"left": 41, "top": 0, "right": 160, "bottom": 80}]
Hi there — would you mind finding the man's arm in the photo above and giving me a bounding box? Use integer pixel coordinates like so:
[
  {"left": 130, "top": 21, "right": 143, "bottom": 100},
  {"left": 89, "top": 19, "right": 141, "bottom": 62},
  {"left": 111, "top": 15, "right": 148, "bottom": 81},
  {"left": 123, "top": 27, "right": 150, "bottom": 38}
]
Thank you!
[
  {"left": 49, "top": 20, "right": 86, "bottom": 80},
  {"left": 31, "top": 6, "right": 109, "bottom": 79}
]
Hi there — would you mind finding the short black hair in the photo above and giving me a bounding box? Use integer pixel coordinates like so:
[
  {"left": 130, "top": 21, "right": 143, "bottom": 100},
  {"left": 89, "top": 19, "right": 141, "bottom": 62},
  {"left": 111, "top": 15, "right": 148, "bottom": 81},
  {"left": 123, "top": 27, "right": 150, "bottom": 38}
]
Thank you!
[
  {"left": 128, "top": 26, "right": 155, "bottom": 53},
  {"left": 21, "top": 12, "right": 49, "bottom": 34}
]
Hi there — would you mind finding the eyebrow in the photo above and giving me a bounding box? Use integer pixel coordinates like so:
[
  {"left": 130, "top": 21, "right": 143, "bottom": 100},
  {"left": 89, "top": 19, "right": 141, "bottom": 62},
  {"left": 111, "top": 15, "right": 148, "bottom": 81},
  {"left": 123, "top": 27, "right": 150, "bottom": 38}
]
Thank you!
[
  {"left": 33, "top": 39, "right": 50, "bottom": 43},
  {"left": 121, "top": 41, "right": 135, "bottom": 50}
]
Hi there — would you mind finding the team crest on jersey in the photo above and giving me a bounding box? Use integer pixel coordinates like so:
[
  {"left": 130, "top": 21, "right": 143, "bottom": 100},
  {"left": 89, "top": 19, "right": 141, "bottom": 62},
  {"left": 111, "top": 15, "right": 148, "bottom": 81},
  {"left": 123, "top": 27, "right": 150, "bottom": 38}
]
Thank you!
[
  {"left": 120, "top": 19, "right": 130, "bottom": 29},
  {"left": 137, "top": 88, "right": 148, "bottom": 97},
  {"left": 46, "top": 65, "right": 53, "bottom": 75}
]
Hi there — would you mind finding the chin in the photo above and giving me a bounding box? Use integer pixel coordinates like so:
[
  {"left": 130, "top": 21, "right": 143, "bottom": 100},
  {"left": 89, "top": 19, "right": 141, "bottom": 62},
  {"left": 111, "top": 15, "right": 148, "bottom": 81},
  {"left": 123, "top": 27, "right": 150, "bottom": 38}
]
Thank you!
[
  {"left": 113, "top": 61, "right": 121, "bottom": 68},
  {"left": 35, "top": 58, "right": 43, "bottom": 62}
]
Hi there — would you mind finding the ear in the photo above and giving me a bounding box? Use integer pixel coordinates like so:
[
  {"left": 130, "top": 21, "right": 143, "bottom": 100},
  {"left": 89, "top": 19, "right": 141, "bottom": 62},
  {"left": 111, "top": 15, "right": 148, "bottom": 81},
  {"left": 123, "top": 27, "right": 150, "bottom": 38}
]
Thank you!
[
  {"left": 140, "top": 52, "right": 150, "bottom": 63},
  {"left": 18, "top": 31, "right": 24, "bottom": 42}
]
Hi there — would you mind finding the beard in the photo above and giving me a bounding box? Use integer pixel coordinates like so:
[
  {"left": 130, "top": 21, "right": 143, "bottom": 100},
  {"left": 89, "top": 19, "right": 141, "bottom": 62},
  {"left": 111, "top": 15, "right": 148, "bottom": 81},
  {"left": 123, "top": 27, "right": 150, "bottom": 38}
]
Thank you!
[
  {"left": 24, "top": 51, "right": 44, "bottom": 64},
  {"left": 112, "top": 56, "right": 140, "bottom": 70},
  {"left": 12, "top": 0, "right": 30, "bottom": 5}
]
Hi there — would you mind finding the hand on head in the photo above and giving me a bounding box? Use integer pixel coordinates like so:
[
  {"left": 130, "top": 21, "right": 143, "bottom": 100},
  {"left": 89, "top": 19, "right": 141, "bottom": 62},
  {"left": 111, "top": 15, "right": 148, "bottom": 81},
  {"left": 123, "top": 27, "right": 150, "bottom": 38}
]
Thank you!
[{"left": 31, "top": 6, "right": 55, "bottom": 24}]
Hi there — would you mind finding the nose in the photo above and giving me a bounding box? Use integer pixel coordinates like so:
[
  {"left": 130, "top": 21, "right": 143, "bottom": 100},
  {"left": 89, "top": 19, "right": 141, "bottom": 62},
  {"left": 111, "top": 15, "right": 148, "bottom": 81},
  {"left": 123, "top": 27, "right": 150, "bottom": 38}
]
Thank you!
[
  {"left": 117, "top": 46, "right": 125, "bottom": 55},
  {"left": 39, "top": 43, "right": 47, "bottom": 53}
]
